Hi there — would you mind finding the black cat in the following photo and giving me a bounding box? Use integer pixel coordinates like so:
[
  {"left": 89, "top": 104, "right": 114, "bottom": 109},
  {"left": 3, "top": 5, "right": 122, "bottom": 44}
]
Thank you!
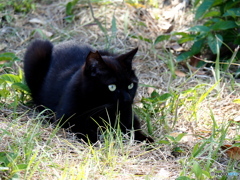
[{"left": 24, "top": 40, "right": 154, "bottom": 143}]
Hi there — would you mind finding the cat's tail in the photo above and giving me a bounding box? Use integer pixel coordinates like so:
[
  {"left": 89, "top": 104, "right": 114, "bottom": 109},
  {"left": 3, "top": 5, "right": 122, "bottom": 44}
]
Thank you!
[{"left": 24, "top": 39, "right": 53, "bottom": 102}]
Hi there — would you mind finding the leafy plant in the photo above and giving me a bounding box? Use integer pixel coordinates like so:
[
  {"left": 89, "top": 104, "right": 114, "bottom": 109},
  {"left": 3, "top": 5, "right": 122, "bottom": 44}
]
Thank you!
[
  {"left": 0, "top": 52, "right": 20, "bottom": 70},
  {"left": 65, "top": 0, "right": 79, "bottom": 22},
  {"left": 0, "top": 53, "right": 30, "bottom": 108},
  {"left": 0, "top": 152, "right": 27, "bottom": 179},
  {"left": 155, "top": 0, "right": 240, "bottom": 69},
  {"left": 0, "top": 0, "right": 36, "bottom": 12},
  {"left": 135, "top": 89, "right": 174, "bottom": 135}
]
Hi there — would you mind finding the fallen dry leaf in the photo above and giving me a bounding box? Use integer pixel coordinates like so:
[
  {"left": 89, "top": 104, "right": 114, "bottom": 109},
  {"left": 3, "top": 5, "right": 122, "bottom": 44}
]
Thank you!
[
  {"left": 221, "top": 145, "right": 240, "bottom": 160},
  {"left": 175, "top": 70, "right": 186, "bottom": 77},
  {"left": 170, "top": 44, "right": 185, "bottom": 52},
  {"left": 147, "top": 87, "right": 155, "bottom": 94},
  {"left": 29, "top": 18, "right": 45, "bottom": 25}
]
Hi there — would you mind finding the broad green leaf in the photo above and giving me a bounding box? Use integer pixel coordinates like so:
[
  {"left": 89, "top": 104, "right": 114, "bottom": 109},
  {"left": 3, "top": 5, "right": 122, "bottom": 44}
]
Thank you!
[
  {"left": 0, "top": 74, "right": 21, "bottom": 83},
  {"left": 0, "top": 52, "right": 19, "bottom": 61},
  {"left": 12, "top": 83, "right": 30, "bottom": 93},
  {"left": 195, "top": 0, "right": 215, "bottom": 20},
  {"left": 177, "top": 39, "right": 204, "bottom": 62},
  {"left": 154, "top": 35, "right": 171, "bottom": 44},
  {"left": 177, "top": 51, "right": 195, "bottom": 62},
  {"left": 158, "top": 93, "right": 172, "bottom": 101},
  {"left": 212, "top": 20, "right": 237, "bottom": 30},
  {"left": 188, "top": 25, "right": 210, "bottom": 33},
  {"left": 173, "top": 32, "right": 189, "bottom": 36},
  {"left": 177, "top": 35, "right": 195, "bottom": 44},
  {"left": 175, "top": 133, "right": 187, "bottom": 142},
  {"left": 223, "top": 8, "right": 240, "bottom": 17},
  {"left": 192, "top": 162, "right": 202, "bottom": 179},
  {"left": 66, "top": 2, "right": 73, "bottom": 15},
  {"left": 0, "top": 79, "right": 6, "bottom": 85},
  {"left": 212, "top": 0, "right": 225, "bottom": 6},
  {"left": 173, "top": 147, "right": 185, "bottom": 153},
  {"left": 0, "top": 89, "right": 10, "bottom": 98},
  {"left": 193, "top": 0, "right": 201, "bottom": 7},
  {"left": 165, "top": 135, "right": 175, "bottom": 142},
  {"left": 202, "top": 11, "right": 221, "bottom": 18},
  {"left": 191, "top": 39, "right": 204, "bottom": 54},
  {"left": 224, "top": 1, "right": 240, "bottom": 11},
  {"left": 15, "top": 164, "right": 27, "bottom": 170},
  {"left": 207, "top": 34, "right": 223, "bottom": 54},
  {"left": 236, "top": 21, "right": 240, "bottom": 26},
  {"left": 188, "top": 26, "right": 210, "bottom": 32}
]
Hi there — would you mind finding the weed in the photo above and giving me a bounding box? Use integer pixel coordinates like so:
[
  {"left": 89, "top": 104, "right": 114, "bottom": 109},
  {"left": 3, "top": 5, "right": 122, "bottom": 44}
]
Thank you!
[
  {"left": 155, "top": 0, "right": 240, "bottom": 73},
  {"left": 0, "top": 0, "right": 36, "bottom": 12}
]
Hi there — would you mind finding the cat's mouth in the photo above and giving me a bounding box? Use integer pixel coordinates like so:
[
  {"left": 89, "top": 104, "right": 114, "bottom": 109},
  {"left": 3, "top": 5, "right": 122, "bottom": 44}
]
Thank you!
[{"left": 77, "top": 102, "right": 131, "bottom": 119}]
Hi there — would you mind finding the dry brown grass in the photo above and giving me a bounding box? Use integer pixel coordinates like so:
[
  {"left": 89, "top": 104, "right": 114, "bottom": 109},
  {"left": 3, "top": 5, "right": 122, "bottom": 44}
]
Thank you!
[{"left": 1, "top": 0, "right": 240, "bottom": 179}]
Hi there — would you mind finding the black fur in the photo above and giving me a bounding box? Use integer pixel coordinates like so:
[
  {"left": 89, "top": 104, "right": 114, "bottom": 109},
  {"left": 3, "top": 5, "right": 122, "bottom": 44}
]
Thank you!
[{"left": 24, "top": 40, "right": 154, "bottom": 143}]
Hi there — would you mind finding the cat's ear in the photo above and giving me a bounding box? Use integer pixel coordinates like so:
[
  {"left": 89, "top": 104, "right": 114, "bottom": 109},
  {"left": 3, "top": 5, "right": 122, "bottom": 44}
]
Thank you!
[
  {"left": 117, "top": 48, "right": 138, "bottom": 69},
  {"left": 84, "top": 51, "right": 106, "bottom": 76}
]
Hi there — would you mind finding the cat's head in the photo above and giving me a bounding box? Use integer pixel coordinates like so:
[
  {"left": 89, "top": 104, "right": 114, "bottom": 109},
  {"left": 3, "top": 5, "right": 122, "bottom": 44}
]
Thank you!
[{"left": 83, "top": 48, "right": 139, "bottom": 105}]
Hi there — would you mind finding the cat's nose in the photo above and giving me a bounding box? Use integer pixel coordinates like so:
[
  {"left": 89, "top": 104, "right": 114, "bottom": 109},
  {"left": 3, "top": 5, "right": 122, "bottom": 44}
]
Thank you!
[{"left": 121, "top": 92, "right": 132, "bottom": 103}]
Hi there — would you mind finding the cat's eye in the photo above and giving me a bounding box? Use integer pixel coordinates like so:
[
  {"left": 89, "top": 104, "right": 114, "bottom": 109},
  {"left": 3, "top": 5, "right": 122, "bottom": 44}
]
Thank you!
[
  {"left": 108, "top": 84, "right": 116, "bottom": 91},
  {"left": 128, "top": 83, "right": 134, "bottom": 90}
]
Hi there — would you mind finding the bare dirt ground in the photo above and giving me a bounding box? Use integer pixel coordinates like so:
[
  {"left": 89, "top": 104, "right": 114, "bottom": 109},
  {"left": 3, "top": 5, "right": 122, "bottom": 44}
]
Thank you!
[{"left": 1, "top": 0, "right": 240, "bottom": 179}]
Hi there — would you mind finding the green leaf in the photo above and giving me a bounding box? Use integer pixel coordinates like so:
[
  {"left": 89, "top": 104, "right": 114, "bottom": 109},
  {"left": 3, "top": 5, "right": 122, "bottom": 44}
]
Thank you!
[
  {"left": 15, "top": 164, "right": 27, "bottom": 170},
  {"left": 0, "top": 74, "right": 21, "bottom": 83},
  {"left": 223, "top": 8, "right": 240, "bottom": 17},
  {"left": 177, "top": 51, "right": 195, "bottom": 62},
  {"left": 66, "top": 2, "right": 73, "bottom": 15},
  {"left": 11, "top": 83, "right": 30, "bottom": 93},
  {"left": 177, "top": 39, "right": 204, "bottom": 62},
  {"left": 192, "top": 161, "right": 202, "bottom": 179},
  {"left": 158, "top": 140, "right": 170, "bottom": 144},
  {"left": 212, "top": 20, "right": 237, "bottom": 30},
  {"left": 0, "top": 89, "right": 10, "bottom": 98},
  {"left": 173, "top": 32, "right": 189, "bottom": 36},
  {"left": 150, "top": 92, "right": 172, "bottom": 102},
  {"left": 207, "top": 34, "right": 223, "bottom": 54},
  {"left": 175, "top": 133, "right": 187, "bottom": 142},
  {"left": 202, "top": 11, "right": 221, "bottom": 18},
  {"left": 195, "top": 0, "right": 215, "bottom": 20},
  {"left": 224, "top": 1, "right": 240, "bottom": 11},
  {"left": 173, "top": 146, "right": 185, "bottom": 153},
  {"left": 177, "top": 34, "right": 196, "bottom": 44},
  {"left": 212, "top": 0, "right": 225, "bottom": 7},
  {"left": 188, "top": 39, "right": 204, "bottom": 54},
  {"left": 166, "top": 135, "right": 175, "bottom": 142},
  {"left": 154, "top": 35, "right": 171, "bottom": 44},
  {"left": 0, "top": 52, "right": 19, "bottom": 61},
  {"left": 158, "top": 93, "right": 172, "bottom": 101},
  {"left": 176, "top": 176, "right": 194, "bottom": 180},
  {"left": 188, "top": 25, "right": 210, "bottom": 33},
  {"left": 111, "top": 14, "right": 117, "bottom": 35},
  {"left": 193, "top": 0, "right": 201, "bottom": 7}
]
